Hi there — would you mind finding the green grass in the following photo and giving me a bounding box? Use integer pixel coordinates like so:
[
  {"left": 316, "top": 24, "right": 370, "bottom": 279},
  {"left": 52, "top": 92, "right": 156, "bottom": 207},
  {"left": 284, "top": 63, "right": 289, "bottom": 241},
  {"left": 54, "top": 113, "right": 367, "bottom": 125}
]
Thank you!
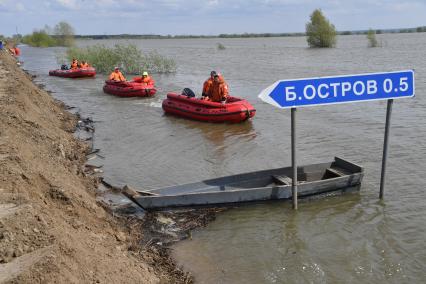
[
  {"left": 217, "top": 43, "right": 226, "bottom": 50},
  {"left": 306, "top": 9, "right": 337, "bottom": 48},
  {"left": 22, "top": 31, "right": 57, "bottom": 47},
  {"left": 61, "top": 44, "right": 176, "bottom": 74},
  {"left": 367, "top": 29, "right": 379, "bottom": 47}
]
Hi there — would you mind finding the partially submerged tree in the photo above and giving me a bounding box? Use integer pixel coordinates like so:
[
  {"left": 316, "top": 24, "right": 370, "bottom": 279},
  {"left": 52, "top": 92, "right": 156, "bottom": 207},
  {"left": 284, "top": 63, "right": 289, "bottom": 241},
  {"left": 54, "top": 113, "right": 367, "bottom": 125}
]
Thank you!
[
  {"left": 22, "top": 29, "right": 56, "bottom": 47},
  {"left": 306, "top": 9, "right": 337, "bottom": 48},
  {"left": 367, "top": 28, "right": 378, "bottom": 47},
  {"left": 217, "top": 43, "right": 226, "bottom": 50},
  {"left": 64, "top": 44, "right": 177, "bottom": 74},
  {"left": 54, "top": 21, "right": 75, "bottom": 47}
]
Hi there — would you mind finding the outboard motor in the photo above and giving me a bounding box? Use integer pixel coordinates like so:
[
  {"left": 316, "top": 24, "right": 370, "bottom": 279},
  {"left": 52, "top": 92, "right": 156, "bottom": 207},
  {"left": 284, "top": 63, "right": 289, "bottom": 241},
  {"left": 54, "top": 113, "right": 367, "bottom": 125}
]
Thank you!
[
  {"left": 61, "top": 64, "right": 69, "bottom": 70},
  {"left": 182, "top": 88, "right": 195, "bottom": 98}
]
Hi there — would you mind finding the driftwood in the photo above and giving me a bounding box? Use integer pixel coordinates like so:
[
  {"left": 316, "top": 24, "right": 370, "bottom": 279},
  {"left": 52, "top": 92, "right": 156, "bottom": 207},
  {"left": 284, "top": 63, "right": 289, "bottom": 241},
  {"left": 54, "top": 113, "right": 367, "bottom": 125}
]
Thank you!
[
  {"left": 84, "top": 164, "right": 103, "bottom": 174},
  {"left": 122, "top": 185, "right": 145, "bottom": 210},
  {"left": 100, "top": 178, "right": 122, "bottom": 192}
]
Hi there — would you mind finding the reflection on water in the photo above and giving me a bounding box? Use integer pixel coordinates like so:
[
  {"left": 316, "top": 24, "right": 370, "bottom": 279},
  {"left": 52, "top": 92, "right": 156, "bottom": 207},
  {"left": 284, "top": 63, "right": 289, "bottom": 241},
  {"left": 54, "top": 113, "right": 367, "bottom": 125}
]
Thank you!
[{"left": 20, "top": 33, "right": 426, "bottom": 283}]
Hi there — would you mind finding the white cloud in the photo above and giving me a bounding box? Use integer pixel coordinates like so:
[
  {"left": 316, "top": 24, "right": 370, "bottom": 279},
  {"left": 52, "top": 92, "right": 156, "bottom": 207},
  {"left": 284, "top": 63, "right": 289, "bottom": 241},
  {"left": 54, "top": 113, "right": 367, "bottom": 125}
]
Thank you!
[
  {"left": 16, "top": 3, "right": 25, "bottom": 11},
  {"left": 0, "top": 0, "right": 26, "bottom": 12},
  {"left": 94, "top": 0, "right": 116, "bottom": 4},
  {"left": 207, "top": 0, "right": 218, "bottom": 4},
  {"left": 387, "top": 1, "right": 426, "bottom": 12},
  {"left": 55, "top": 0, "right": 79, "bottom": 10}
]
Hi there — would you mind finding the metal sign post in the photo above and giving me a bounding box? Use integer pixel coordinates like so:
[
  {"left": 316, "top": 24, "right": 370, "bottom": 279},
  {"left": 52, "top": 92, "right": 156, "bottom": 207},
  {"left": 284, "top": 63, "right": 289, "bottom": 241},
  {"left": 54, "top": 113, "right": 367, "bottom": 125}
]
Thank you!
[
  {"left": 379, "top": 99, "right": 394, "bottom": 199},
  {"left": 258, "top": 70, "right": 414, "bottom": 209},
  {"left": 291, "top": 108, "right": 297, "bottom": 209}
]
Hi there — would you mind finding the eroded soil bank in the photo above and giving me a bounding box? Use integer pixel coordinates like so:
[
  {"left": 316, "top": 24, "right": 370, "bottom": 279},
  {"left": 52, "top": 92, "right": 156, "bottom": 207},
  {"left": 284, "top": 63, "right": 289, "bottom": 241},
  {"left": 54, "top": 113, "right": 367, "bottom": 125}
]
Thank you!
[{"left": 0, "top": 49, "right": 219, "bottom": 283}]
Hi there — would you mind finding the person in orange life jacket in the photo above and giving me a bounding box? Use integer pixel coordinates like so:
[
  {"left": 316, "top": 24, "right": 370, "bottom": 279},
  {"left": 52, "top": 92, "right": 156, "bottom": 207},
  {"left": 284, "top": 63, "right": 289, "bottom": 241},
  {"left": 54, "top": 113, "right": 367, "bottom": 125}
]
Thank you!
[
  {"left": 14, "top": 46, "right": 21, "bottom": 56},
  {"left": 109, "top": 67, "right": 126, "bottom": 81},
  {"left": 79, "top": 61, "right": 89, "bottom": 68},
  {"left": 201, "top": 70, "right": 217, "bottom": 99},
  {"left": 70, "top": 58, "right": 79, "bottom": 69},
  {"left": 9, "top": 46, "right": 20, "bottom": 56},
  {"left": 133, "top": 71, "right": 155, "bottom": 85},
  {"left": 209, "top": 73, "right": 229, "bottom": 103}
]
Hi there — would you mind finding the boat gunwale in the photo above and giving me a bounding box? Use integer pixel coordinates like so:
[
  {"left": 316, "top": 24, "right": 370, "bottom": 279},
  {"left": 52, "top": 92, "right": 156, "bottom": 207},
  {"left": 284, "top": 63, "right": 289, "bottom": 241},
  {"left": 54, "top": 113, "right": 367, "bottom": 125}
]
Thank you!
[
  {"left": 49, "top": 68, "right": 96, "bottom": 74},
  {"left": 163, "top": 104, "right": 254, "bottom": 118},
  {"left": 166, "top": 93, "right": 249, "bottom": 108},
  {"left": 135, "top": 185, "right": 363, "bottom": 211}
]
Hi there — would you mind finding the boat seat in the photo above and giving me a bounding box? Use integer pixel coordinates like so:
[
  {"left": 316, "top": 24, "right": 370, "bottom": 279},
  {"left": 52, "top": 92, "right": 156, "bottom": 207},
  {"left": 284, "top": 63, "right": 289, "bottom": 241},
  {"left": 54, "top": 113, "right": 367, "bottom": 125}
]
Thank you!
[
  {"left": 272, "top": 175, "right": 292, "bottom": 185},
  {"left": 325, "top": 167, "right": 346, "bottom": 177}
]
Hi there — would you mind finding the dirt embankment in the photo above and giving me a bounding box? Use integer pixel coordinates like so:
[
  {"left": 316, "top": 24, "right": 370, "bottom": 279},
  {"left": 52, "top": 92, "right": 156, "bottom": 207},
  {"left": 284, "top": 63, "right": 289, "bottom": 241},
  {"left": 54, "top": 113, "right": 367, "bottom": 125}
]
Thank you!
[{"left": 0, "top": 49, "right": 198, "bottom": 283}]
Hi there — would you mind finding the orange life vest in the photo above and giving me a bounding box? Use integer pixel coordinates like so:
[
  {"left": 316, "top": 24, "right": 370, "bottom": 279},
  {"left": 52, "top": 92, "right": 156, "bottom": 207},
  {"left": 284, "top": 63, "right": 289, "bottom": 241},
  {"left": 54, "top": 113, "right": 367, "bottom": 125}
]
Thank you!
[
  {"left": 109, "top": 71, "right": 126, "bottom": 81},
  {"left": 133, "top": 76, "right": 154, "bottom": 85},
  {"left": 210, "top": 75, "right": 229, "bottom": 102},
  {"left": 71, "top": 61, "right": 78, "bottom": 69},
  {"left": 202, "top": 77, "right": 214, "bottom": 96}
]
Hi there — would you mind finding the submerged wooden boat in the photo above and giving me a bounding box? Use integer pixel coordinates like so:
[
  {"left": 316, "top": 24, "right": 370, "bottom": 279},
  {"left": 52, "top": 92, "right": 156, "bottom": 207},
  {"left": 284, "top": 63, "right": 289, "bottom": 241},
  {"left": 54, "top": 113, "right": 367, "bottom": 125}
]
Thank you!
[{"left": 123, "top": 157, "right": 364, "bottom": 210}]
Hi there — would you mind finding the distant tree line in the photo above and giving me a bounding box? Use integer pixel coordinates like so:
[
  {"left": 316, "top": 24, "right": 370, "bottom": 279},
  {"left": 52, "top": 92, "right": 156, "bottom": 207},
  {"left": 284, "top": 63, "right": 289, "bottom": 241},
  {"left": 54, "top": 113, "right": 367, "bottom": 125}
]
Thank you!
[
  {"left": 416, "top": 26, "right": 426, "bottom": 32},
  {"left": 74, "top": 34, "right": 172, "bottom": 40},
  {"left": 11, "top": 18, "right": 426, "bottom": 49},
  {"left": 74, "top": 32, "right": 306, "bottom": 40},
  {"left": 218, "top": 32, "right": 305, "bottom": 38},
  {"left": 72, "top": 26, "right": 426, "bottom": 41}
]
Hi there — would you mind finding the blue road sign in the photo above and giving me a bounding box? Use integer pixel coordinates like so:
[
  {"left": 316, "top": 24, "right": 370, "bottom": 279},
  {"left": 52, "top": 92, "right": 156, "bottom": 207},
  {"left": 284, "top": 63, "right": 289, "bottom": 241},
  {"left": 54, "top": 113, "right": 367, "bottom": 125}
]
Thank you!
[{"left": 258, "top": 70, "right": 415, "bottom": 109}]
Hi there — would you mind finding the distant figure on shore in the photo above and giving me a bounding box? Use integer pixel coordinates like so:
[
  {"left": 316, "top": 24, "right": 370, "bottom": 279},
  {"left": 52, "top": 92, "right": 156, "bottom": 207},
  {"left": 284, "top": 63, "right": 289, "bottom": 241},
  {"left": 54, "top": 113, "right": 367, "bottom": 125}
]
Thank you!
[
  {"left": 202, "top": 70, "right": 216, "bottom": 100},
  {"left": 70, "top": 58, "right": 79, "bottom": 69},
  {"left": 209, "top": 73, "right": 229, "bottom": 103},
  {"left": 109, "top": 67, "right": 126, "bottom": 82},
  {"left": 0, "top": 40, "right": 3, "bottom": 50},
  {"left": 79, "top": 61, "right": 89, "bottom": 68},
  {"left": 133, "top": 71, "right": 155, "bottom": 85},
  {"left": 13, "top": 46, "right": 20, "bottom": 56},
  {"left": 8, "top": 46, "right": 21, "bottom": 57}
]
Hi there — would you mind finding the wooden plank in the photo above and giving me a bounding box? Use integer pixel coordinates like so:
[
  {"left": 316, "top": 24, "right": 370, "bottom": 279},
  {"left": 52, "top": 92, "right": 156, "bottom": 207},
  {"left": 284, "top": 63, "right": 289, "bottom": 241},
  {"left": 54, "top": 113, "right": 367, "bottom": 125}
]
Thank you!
[
  {"left": 123, "top": 185, "right": 159, "bottom": 196},
  {"left": 271, "top": 175, "right": 292, "bottom": 185},
  {"left": 138, "top": 190, "right": 159, "bottom": 196},
  {"left": 326, "top": 167, "right": 346, "bottom": 177}
]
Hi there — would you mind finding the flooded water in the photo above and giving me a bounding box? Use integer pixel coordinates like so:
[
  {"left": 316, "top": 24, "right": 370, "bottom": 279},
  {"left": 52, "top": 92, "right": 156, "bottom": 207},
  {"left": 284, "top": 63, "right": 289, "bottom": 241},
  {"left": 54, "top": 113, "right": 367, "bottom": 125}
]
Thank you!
[{"left": 20, "top": 33, "right": 426, "bottom": 283}]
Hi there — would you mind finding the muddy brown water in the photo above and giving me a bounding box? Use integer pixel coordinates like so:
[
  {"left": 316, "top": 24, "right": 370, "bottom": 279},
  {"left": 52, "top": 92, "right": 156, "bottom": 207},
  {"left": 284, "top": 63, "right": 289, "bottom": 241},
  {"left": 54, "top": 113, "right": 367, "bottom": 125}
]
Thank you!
[{"left": 20, "top": 34, "right": 426, "bottom": 283}]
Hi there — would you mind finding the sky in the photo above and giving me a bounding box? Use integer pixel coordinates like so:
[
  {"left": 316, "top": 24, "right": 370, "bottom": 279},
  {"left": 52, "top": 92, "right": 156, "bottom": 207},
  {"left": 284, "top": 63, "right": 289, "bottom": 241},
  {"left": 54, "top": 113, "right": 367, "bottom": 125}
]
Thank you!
[{"left": 1, "top": 0, "right": 426, "bottom": 36}]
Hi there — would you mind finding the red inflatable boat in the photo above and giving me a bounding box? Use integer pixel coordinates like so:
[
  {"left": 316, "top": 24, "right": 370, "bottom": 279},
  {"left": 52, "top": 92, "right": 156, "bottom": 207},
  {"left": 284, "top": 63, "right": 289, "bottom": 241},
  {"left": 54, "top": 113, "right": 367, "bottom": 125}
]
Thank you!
[
  {"left": 49, "top": 67, "right": 96, "bottom": 78},
  {"left": 162, "top": 93, "right": 256, "bottom": 123},
  {"left": 103, "top": 80, "right": 157, "bottom": 97}
]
